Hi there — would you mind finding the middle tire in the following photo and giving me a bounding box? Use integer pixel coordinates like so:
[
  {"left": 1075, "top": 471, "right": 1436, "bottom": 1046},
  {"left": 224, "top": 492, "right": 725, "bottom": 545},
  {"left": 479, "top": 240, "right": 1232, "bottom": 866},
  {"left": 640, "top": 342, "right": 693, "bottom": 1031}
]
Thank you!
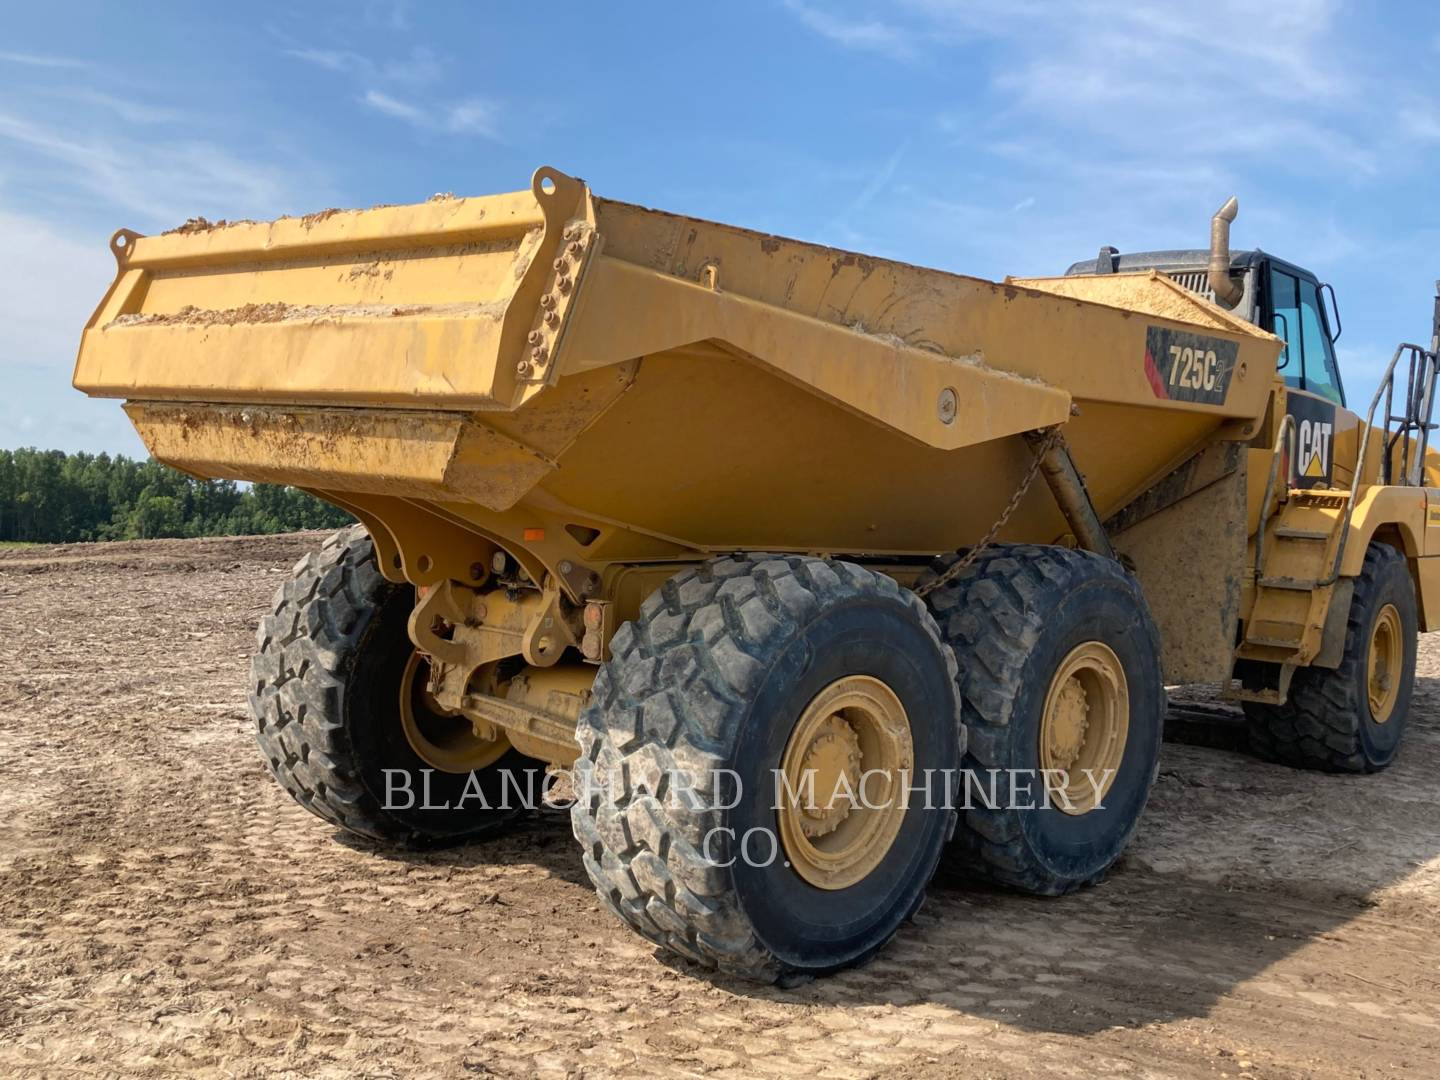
[
  {"left": 572, "top": 554, "right": 963, "bottom": 983},
  {"left": 919, "top": 543, "right": 1164, "bottom": 895}
]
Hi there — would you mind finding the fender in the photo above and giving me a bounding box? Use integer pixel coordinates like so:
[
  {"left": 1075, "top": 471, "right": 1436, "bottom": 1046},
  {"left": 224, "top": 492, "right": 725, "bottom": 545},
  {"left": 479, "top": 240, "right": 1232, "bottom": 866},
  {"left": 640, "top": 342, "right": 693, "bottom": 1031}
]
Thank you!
[{"left": 1335, "top": 485, "right": 1438, "bottom": 632}]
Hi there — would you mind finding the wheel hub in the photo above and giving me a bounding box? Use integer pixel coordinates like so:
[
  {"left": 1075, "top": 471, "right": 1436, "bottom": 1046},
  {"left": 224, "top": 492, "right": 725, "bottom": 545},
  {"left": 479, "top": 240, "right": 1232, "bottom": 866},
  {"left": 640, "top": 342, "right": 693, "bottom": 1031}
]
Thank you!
[
  {"left": 399, "top": 651, "right": 509, "bottom": 773},
  {"left": 1367, "top": 603, "right": 1403, "bottom": 724},
  {"left": 777, "top": 676, "right": 913, "bottom": 891},
  {"left": 797, "top": 714, "right": 863, "bottom": 838},
  {"left": 1046, "top": 677, "right": 1091, "bottom": 769},
  {"left": 1038, "top": 641, "right": 1129, "bottom": 816}
]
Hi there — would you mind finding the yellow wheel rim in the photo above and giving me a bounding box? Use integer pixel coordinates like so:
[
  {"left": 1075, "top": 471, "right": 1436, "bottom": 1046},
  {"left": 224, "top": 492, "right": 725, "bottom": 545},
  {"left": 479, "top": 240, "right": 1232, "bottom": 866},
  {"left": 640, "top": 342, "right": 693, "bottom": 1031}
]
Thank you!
[
  {"left": 398, "top": 651, "right": 508, "bottom": 773},
  {"left": 1038, "top": 642, "right": 1129, "bottom": 816},
  {"left": 1367, "top": 604, "right": 1403, "bottom": 724},
  {"left": 777, "top": 676, "right": 913, "bottom": 891}
]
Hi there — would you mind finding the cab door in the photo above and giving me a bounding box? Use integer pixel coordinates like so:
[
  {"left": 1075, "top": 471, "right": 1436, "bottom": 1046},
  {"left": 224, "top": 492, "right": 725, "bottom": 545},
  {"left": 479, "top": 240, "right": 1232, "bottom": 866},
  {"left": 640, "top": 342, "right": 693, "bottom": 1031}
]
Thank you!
[{"left": 1266, "top": 262, "right": 1353, "bottom": 489}]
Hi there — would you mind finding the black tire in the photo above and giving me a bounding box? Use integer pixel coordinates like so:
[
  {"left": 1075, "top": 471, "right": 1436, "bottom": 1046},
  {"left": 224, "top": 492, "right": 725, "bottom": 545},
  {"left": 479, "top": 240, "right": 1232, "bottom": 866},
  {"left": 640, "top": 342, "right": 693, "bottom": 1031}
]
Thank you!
[
  {"left": 918, "top": 544, "right": 1164, "bottom": 895},
  {"left": 250, "top": 525, "right": 529, "bottom": 846},
  {"left": 571, "top": 555, "right": 963, "bottom": 983},
  {"left": 1244, "top": 543, "right": 1416, "bottom": 772}
]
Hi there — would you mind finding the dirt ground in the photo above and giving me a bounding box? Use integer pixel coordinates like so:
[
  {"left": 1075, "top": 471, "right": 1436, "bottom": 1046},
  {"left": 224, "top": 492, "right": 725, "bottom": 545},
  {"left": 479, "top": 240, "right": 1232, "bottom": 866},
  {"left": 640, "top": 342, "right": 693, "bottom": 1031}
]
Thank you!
[{"left": 1, "top": 533, "right": 1438, "bottom": 1079}]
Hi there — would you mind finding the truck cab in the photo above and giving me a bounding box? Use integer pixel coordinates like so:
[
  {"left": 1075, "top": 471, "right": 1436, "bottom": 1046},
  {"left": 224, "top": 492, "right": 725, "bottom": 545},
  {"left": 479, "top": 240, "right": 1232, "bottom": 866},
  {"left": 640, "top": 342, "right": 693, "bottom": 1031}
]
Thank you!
[
  {"left": 1067, "top": 246, "right": 1346, "bottom": 408},
  {"left": 1066, "top": 215, "right": 1355, "bottom": 493}
]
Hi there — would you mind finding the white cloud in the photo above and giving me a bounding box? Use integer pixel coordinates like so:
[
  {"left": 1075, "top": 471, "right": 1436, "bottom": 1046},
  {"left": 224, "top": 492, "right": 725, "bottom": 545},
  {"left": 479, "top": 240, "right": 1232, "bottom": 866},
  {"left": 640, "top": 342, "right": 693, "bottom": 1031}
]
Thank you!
[
  {"left": 444, "top": 100, "right": 499, "bottom": 137},
  {"left": 788, "top": 0, "right": 1373, "bottom": 175},
  {"left": 284, "top": 47, "right": 368, "bottom": 73},
  {"left": 0, "top": 209, "right": 112, "bottom": 365},
  {"left": 286, "top": 34, "right": 488, "bottom": 138},
  {"left": 0, "top": 73, "right": 328, "bottom": 454},
  {"left": 1398, "top": 103, "right": 1440, "bottom": 143},
  {"left": 48, "top": 89, "right": 183, "bottom": 126},
  {"left": 0, "top": 108, "right": 319, "bottom": 228},
  {"left": 0, "top": 208, "right": 146, "bottom": 455},
  {"left": 834, "top": 142, "right": 908, "bottom": 233},
  {"left": 382, "top": 46, "right": 445, "bottom": 86},
  {"left": 284, "top": 43, "right": 441, "bottom": 85},
  {"left": 0, "top": 50, "right": 86, "bottom": 69},
  {"left": 364, "top": 0, "right": 411, "bottom": 32},
  {"left": 361, "top": 89, "right": 425, "bottom": 123},
  {"left": 783, "top": 0, "right": 915, "bottom": 60},
  {"left": 361, "top": 89, "right": 499, "bottom": 138}
]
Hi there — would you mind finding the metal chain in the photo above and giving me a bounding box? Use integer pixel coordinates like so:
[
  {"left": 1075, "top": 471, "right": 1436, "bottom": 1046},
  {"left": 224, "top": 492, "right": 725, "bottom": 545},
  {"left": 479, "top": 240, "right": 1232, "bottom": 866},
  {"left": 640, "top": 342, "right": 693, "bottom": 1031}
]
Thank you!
[{"left": 914, "top": 426, "right": 1063, "bottom": 600}]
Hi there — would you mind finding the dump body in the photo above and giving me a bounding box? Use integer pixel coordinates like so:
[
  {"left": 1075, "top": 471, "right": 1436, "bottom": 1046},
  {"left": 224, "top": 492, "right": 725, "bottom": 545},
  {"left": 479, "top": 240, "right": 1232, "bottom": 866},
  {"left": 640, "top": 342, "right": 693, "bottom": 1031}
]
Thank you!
[{"left": 75, "top": 168, "right": 1283, "bottom": 586}]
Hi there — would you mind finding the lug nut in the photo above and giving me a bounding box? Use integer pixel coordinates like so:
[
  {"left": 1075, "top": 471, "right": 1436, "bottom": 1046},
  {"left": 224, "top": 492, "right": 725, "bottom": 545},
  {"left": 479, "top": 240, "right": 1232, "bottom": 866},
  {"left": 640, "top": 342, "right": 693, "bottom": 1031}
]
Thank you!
[
  {"left": 531, "top": 345, "right": 548, "bottom": 362},
  {"left": 516, "top": 360, "right": 531, "bottom": 377},
  {"left": 544, "top": 310, "right": 559, "bottom": 327},
  {"left": 553, "top": 257, "right": 569, "bottom": 273},
  {"left": 540, "top": 294, "right": 557, "bottom": 310},
  {"left": 527, "top": 330, "right": 544, "bottom": 345},
  {"left": 567, "top": 241, "right": 583, "bottom": 257},
  {"left": 557, "top": 277, "right": 572, "bottom": 293}
]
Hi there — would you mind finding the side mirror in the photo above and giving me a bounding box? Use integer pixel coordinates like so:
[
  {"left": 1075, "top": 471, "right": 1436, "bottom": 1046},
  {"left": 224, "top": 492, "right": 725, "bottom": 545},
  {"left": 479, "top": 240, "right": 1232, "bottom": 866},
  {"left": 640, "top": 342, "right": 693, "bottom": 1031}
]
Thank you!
[{"left": 1320, "top": 281, "right": 1343, "bottom": 343}]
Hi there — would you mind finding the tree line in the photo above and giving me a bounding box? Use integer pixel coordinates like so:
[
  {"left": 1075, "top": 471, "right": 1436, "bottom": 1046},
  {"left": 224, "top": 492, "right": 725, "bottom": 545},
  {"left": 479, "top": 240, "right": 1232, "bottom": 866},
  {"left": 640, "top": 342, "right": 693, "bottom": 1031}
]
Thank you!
[{"left": 0, "top": 448, "right": 353, "bottom": 543}]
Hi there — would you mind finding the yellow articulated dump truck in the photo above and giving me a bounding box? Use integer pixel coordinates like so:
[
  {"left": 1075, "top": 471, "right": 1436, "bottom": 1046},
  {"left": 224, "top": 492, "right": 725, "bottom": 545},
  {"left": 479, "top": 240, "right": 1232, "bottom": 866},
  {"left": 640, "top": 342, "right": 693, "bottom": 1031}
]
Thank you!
[{"left": 74, "top": 169, "right": 1440, "bottom": 982}]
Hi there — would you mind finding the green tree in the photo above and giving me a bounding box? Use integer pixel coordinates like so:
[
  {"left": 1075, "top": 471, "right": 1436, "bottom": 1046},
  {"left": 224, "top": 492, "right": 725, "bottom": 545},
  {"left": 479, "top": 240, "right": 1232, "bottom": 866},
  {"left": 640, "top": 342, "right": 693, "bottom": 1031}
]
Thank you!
[{"left": 0, "top": 447, "right": 352, "bottom": 543}]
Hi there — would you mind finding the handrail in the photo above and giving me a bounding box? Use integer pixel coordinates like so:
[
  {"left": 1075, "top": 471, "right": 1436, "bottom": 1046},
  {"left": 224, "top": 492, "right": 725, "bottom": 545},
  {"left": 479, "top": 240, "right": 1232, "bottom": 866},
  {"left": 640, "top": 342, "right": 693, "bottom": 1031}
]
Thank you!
[
  {"left": 1257, "top": 282, "right": 1440, "bottom": 593},
  {"left": 1406, "top": 343, "right": 1440, "bottom": 484},
  {"left": 1322, "top": 342, "right": 1437, "bottom": 585},
  {"left": 1257, "top": 343, "right": 1437, "bottom": 590},
  {"left": 1253, "top": 412, "right": 1297, "bottom": 582}
]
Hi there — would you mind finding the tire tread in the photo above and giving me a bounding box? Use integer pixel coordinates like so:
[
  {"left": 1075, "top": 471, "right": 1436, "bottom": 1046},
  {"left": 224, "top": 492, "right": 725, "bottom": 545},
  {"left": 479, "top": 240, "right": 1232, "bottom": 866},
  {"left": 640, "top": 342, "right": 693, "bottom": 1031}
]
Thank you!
[
  {"left": 572, "top": 554, "right": 959, "bottom": 982},
  {"left": 1244, "top": 543, "right": 1411, "bottom": 773},
  {"left": 918, "top": 543, "right": 1160, "bottom": 895}
]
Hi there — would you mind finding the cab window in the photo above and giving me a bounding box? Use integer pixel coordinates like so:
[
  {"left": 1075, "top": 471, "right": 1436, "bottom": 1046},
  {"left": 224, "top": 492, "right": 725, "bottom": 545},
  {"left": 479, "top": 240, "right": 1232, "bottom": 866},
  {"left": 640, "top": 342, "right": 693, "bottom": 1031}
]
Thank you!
[{"left": 1271, "top": 268, "right": 1344, "bottom": 406}]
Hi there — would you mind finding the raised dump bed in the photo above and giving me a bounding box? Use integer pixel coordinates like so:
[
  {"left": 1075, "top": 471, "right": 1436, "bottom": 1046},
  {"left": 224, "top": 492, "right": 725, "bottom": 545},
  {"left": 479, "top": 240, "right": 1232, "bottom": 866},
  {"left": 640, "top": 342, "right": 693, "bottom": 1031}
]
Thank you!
[
  {"left": 76, "top": 167, "right": 1278, "bottom": 569},
  {"left": 76, "top": 167, "right": 1315, "bottom": 985}
]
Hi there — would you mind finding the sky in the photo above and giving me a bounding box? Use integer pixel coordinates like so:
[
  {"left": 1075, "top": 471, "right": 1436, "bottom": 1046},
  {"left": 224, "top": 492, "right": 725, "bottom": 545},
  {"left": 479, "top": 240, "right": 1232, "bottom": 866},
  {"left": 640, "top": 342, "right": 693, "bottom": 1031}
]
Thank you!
[{"left": 2, "top": 0, "right": 1439, "bottom": 457}]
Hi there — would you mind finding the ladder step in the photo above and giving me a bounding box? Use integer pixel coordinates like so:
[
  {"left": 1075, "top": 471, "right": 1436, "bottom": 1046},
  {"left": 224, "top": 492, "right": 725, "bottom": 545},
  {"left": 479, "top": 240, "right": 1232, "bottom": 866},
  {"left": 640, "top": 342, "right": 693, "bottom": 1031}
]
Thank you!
[
  {"left": 1259, "top": 576, "right": 1317, "bottom": 591},
  {"left": 1224, "top": 662, "right": 1296, "bottom": 706},
  {"left": 1273, "top": 527, "right": 1330, "bottom": 541},
  {"left": 1248, "top": 634, "right": 1304, "bottom": 649}
]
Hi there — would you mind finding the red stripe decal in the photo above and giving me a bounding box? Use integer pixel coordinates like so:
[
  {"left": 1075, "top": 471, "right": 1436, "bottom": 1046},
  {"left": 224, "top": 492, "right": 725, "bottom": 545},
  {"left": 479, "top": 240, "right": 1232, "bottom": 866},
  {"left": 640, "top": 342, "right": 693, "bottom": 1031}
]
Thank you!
[{"left": 1144, "top": 348, "right": 1169, "bottom": 399}]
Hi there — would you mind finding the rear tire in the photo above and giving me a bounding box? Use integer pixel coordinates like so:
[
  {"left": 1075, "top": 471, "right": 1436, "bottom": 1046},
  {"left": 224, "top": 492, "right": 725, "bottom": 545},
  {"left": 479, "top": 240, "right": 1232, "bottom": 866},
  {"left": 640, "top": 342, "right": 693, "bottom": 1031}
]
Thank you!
[
  {"left": 250, "top": 525, "right": 529, "bottom": 846},
  {"left": 1244, "top": 543, "right": 1416, "bottom": 772},
  {"left": 919, "top": 544, "right": 1164, "bottom": 895},
  {"left": 572, "top": 555, "right": 963, "bottom": 982}
]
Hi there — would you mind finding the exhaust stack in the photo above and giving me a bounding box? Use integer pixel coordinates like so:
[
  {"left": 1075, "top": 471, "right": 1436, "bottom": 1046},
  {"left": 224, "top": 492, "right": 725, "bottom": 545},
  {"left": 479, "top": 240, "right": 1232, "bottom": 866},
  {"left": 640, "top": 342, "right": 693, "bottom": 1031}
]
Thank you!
[{"left": 1208, "top": 196, "right": 1243, "bottom": 309}]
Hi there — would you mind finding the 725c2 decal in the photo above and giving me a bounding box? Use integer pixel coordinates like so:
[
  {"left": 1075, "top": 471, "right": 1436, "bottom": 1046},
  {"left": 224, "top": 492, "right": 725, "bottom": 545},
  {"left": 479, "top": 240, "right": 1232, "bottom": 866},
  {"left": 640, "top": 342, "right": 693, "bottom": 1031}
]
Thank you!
[{"left": 1143, "top": 326, "right": 1240, "bottom": 406}]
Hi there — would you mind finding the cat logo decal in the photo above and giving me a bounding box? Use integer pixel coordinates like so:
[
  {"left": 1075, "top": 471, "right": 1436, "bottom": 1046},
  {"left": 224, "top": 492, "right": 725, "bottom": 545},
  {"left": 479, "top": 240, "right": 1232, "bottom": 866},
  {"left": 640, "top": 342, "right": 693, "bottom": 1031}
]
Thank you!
[{"left": 1286, "top": 394, "right": 1337, "bottom": 489}]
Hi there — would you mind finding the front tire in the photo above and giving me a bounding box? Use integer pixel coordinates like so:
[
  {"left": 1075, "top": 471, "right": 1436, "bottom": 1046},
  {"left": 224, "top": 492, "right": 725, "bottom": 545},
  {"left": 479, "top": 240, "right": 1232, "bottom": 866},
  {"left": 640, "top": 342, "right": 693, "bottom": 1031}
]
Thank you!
[
  {"left": 572, "top": 555, "right": 963, "bottom": 982},
  {"left": 919, "top": 544, "right": 1164, "bottom": 895},
  {"left": 250, "top": 525, "right": 529, "bottom": 846},
  {"left": 1244, "top": 543, "right": 1416, "bottom": 772}
]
